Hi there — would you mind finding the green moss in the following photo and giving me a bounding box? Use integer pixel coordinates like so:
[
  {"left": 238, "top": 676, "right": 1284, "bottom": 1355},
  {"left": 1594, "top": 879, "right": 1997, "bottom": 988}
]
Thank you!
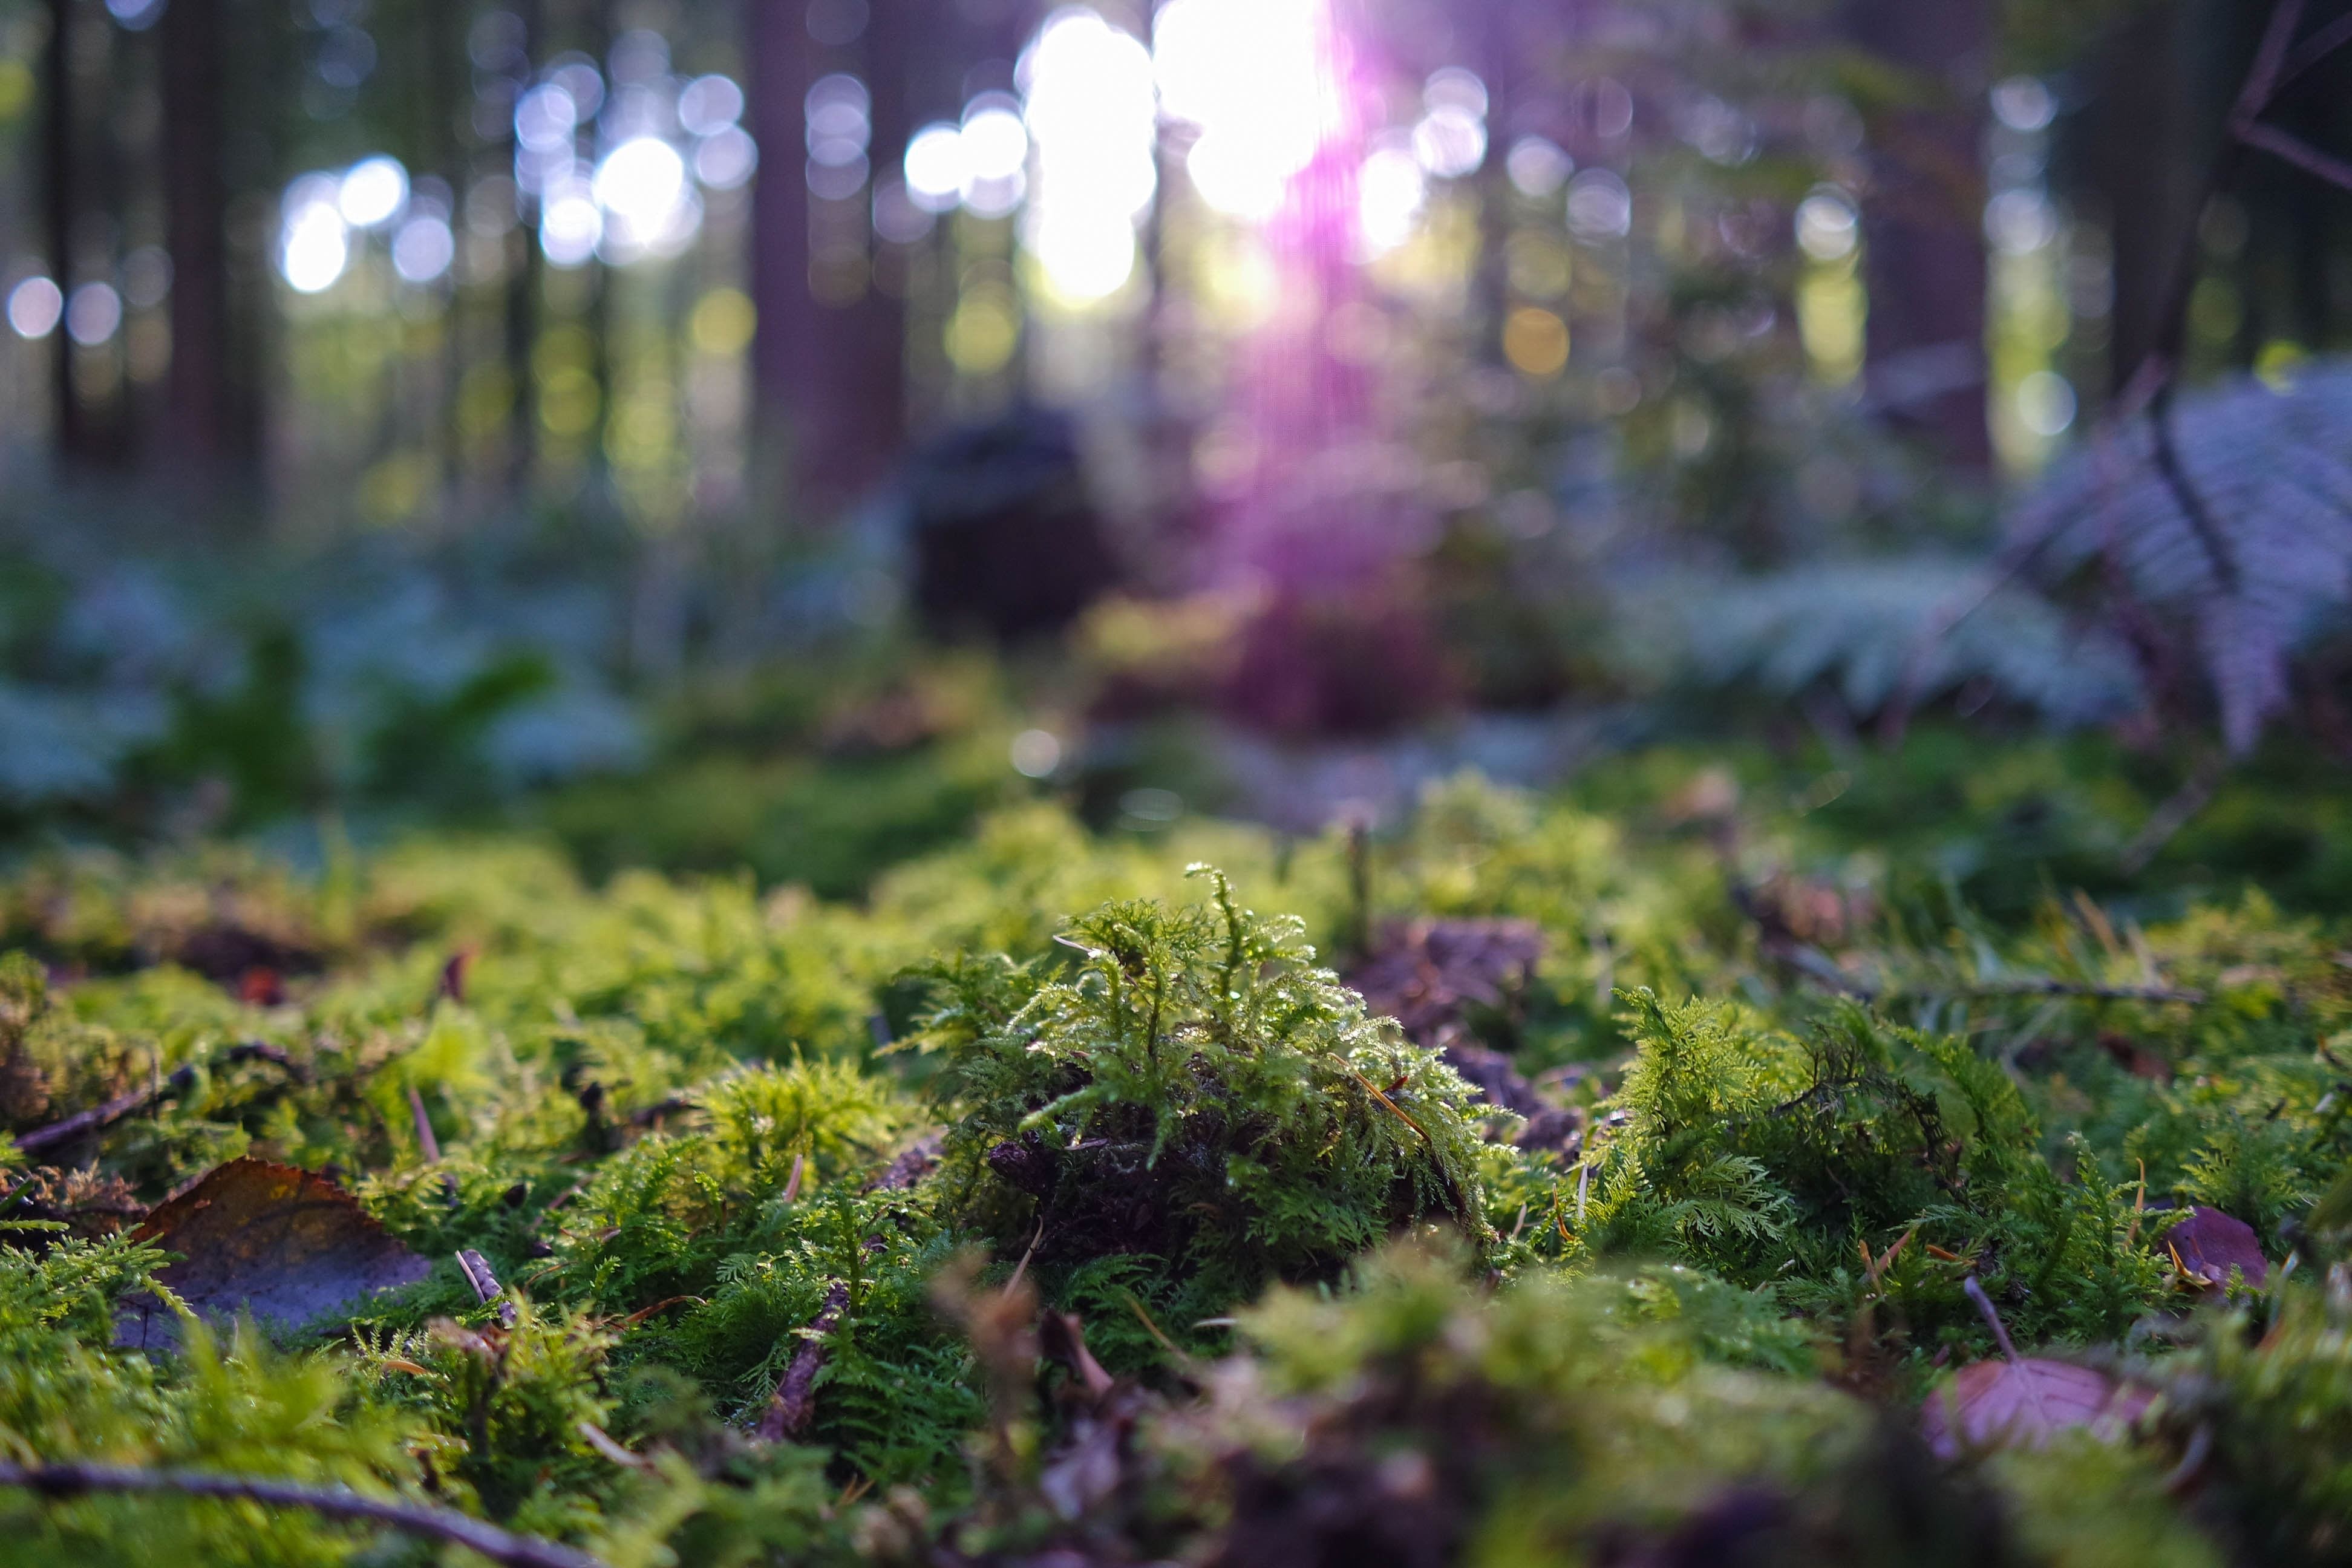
[
  {"left": 1, "top": 745, "right": 2350, "bottom": 1566},
  {"left": 915, "top": 867, "right": 1492, "bottom": 1332}
]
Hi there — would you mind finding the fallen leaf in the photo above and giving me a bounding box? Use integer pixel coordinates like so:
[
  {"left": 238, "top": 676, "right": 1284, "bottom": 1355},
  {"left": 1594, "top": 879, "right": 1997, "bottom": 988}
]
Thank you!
[
  {"left": 114, "top": 1158, "right": 433, "bottom": 1351},
  {"left": 1921, "top": 1357, "right": 2153, "bottom": 1459},
  {"left": 2166, "top": 1205, "right": 2269, "bottom": 1292}
]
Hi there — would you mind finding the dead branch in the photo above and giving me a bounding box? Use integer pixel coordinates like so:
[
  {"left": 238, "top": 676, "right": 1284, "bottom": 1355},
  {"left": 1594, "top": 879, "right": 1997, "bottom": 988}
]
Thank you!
[
  {"left": 2235, "top": 120, "right": 2352, "bottom": 192},
  {"left": 406, "top": 1083, "right": 442, "bottom": 1163},
  {"left": 0, "top": 1460, "right": 606, "bottom": 1568},
  {"left": 457, "top": 1248, "right": 518, "bottom": 1327},
  {"left": 15, "top": 1066, "right": 197, "bottom": 1155},
  {"left": 756, "top": 1281, "right": 849, "bottom": 1442}
]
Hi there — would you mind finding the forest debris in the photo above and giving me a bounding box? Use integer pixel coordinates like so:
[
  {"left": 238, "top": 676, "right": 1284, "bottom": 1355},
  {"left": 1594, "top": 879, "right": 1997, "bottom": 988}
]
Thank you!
[
  {"left": 0, "top": 1460, "right": 604, "bottom": 1568},
  {"left": 869, "top": 1132, "right": 943, "bottom": 1192},
  {"left": 576, "top": 1420, "right": 652, "bottom": 1471},
  {"left": 1921, "top": 1357, "right": 2152, "bottom": 1460},
  {"left": 223, "top": 1039, "right": 312, "bottom": 1082},
  {"left": 1348, "top": 918, "right": 1546, "bottom": 1046},
  {"left": 457, "top": 1247, "right": 518, "bottom": 1326},
  {"left": 0, "top": 1166, "right": 146, "bottom": 1237},
  {"left": 2099, "top": 1031, "right": 2174, "bottom": 1082},
  {"left": 1439, "top": 1037, "right": 1545, "bottom": 1117},
  {"left": 1921, "top": 1277, "right": 2152, "bottom": 1459},
  {"left": 2165, "top": 1205, "right": 2268, "bottom": 1292},
  {"left": 626, "top": 1096, "right": 696, "bottom": 1129},
  {"left": 755, "top": 1281, "right": 849, "bottom": 1442},
  {"left": 15, "top": 1064, "right": 196, "bottom": 1156},
  {"left": 173, "top": 923, "right": 323, "bottom": 993},
  {"left": 1039, "top": 1310, "right": 1117, "bottom": 1401},
  {"left": 114, "top": 1158, "right": 433, "bottom": 1351},
  {"left": 407, "top": 1083, "right": 442, "bottom": 1163},
  {"left": 1513, "top": 1106, "right": 1583, "bottom": 1155}
]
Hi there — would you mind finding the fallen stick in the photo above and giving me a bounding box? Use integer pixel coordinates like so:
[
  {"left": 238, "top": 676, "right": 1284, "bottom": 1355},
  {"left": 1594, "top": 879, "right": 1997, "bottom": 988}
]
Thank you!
[
  {"left": 457, "top": 1248, "right": 518, "bottom": 1327},
  {"left": 756, "top": 1282, "right": 849, "bottom": 1442},
  {"left": 0, "top": 1460, "right": 606, "bottom": 1568},
  {"left": 16, "top": 1067, "right": 197, "bottom": 1155},
  {"left": 407, "top": 1084, "right": 443, "bottom": 1163}
]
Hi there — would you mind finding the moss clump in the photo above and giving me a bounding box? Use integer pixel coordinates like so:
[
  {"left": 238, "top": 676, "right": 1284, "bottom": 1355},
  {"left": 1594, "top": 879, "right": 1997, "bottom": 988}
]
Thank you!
[
  {"left": 1575, "top": 993, "right": 2172, "bottom": 1351},
  {"left": 916, "top": 867, "right": 1491, "bottom": 1334}
]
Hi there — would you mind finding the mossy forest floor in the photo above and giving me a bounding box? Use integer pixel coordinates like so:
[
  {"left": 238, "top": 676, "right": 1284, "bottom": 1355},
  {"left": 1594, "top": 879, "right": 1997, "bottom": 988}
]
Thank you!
[{"left": 2, "top": 731, "right": 2350, "bottom": 1568}]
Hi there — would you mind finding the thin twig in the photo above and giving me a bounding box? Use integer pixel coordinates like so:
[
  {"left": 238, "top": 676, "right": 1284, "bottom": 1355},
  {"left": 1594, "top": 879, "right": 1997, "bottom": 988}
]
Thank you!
[
  {"left": 15, "top": 1067, "right": 197, "bottom": 1155},
  {"left": 2278, "top": 10, "right": 2352, "bottom": 93},
  {"left": 0, "top": 1461, "right": 606, "bottom": 1568},
  {"left": 1002, "top": 1217, "right": 1045, "bottom": 1299},
  {"left": 2235, "top": 120, "right": 2352, "bottom": 192},
  {"left": 755, "top": 1281, "right": 849, "bottom": 1443},
  {"left": 1963, "top": 1275, "right": 2020, "bottom": 1362},
  {"left": 407, "top": 1084, "right": 442, "bottom": 1164},
  {"left": 456, "top": 1249, "right": 517, "bottom": 1327},
  {"left": 2229, "top": 0, "right": 2311, "bottom": 127}
]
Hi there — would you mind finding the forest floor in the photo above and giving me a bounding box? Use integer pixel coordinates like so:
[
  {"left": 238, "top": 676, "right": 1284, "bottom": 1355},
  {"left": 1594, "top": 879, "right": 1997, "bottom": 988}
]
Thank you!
[{"left": 0, "top": 727, "right": 2347, "bottom": 1568}]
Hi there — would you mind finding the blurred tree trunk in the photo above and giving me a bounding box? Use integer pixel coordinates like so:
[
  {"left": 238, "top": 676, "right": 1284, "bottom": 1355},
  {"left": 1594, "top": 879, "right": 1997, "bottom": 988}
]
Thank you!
[
  {"left": 1843, "top": 0, "right": 1993, "bottom": 471},
  {"left": 842, "top": 0, "right": 910, "bottom": 492},
  {"left": 750, "top": 0, "right": 820, "bottom": 519},
  {"left": 2079, "top": 0, "right": 2229, "bottom": 393},
  {"left": 751, "top": 0, "right": 913, "bottom": 522},
  {"left": 43, "top": 0, "right": 88, "bottom": 468},
  {"left": 160, "top": 0, "right": 262, "bottom": 489},
  {"left": 505, "top": 0, "right": 545, "bottom": 497}
]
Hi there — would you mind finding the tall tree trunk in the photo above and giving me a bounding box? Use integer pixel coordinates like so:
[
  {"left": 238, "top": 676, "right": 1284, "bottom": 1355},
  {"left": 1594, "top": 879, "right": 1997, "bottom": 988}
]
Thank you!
[
  {"left": 748, "top": 0, "right": 816, "bottom": 518},
  {"left": 505, "top": 0, "right": 545, "bottom": 497},
  {"left": 1844, "top": 0, "right": 1994, "bottom": 471},
  {"left": 2083, "top": 2, "right": 2215, "bottom": 394},
  {"left": 160, "top": 0, "right": 259, "bottom": 488},
  {"left": 837, "top": 0, "right": 909, "bottom": 492},
  {"left": 750, "top": 0, "right": 916, "bottom": 522},
  {"left": 43, "top": 0, "right": 88, "bottom": 468}
]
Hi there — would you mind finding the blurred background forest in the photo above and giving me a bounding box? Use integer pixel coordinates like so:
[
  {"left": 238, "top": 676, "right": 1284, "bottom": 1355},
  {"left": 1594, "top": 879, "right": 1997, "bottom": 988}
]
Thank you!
[{"left": 5, "top": 0, "right": 2352, "bottom": 901}]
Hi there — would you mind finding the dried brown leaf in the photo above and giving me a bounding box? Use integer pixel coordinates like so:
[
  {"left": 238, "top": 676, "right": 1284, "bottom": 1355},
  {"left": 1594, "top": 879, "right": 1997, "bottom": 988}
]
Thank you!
[{"left": 113, "top": 1158, "right": 433, "bottom": 1351}]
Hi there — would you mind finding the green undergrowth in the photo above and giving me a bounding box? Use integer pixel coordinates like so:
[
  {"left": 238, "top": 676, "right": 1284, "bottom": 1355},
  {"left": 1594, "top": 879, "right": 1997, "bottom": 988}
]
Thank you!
[{"left": 0, "top": 748, "right": 2349, "bottom": 1565}]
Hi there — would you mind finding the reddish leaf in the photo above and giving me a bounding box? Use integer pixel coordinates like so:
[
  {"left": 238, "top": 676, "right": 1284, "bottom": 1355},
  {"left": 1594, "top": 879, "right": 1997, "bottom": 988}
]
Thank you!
[
  {"left": 1921, "top": 1357, "right": 2153, "bottom": 1459},
  {"left": 114, "top": 1158, "right": 432, "bottom": 1351},
  {"left": 2167, "top": 1204, "right": 2269, "bottom": 1291}
]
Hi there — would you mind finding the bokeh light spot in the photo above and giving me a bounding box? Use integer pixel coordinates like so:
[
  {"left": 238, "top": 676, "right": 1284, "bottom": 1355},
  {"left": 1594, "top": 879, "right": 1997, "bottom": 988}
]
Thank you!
[
  {"left": 338, "top": 155, "right": 409, "bottom": 227},
  {"left": 946, "top": 286, "right": 1021, "bottom": 373},
  {"left": 690, "top": 288, "right": 757, "bottom": 356},
  {"left": 6, "top": 276, "right": 62, "bottom": 338},
  {"left": 1009, "top": 728, "right": 1062, "bottom": 777},
  {"left": 1503, "top": 305, "right": 1569, "bottom": 377}
]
